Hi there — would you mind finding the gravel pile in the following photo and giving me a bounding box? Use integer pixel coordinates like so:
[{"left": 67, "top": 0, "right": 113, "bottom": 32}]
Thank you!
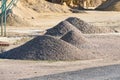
[
  {"left": 96, "top": 0, "right": 120, "bottom": 11},
  {"left": 66, "top": 17, "right": 114, "bottom": 34},
  {"left": 61, "top": 30, "right": 91, "bottom": 48},
  {"left": 0, "top": 35, "right": 95, "bottom": 60},
  {"left": 21, "top": 0, "right": 70, "bottom": 13},
  {"left": 2, "top": 17, "right": 108, "bottom": 61},
  {"left": 45, "top": 21, "right": 80, "bottom": 38},
  {"left": 61, "top": 30, "right": 85, "bottom": 44}
]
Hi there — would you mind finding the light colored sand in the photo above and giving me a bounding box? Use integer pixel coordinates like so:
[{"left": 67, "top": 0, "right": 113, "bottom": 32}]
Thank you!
[{"left": 7, "top": 11, "right": 120, "bottom": 30}]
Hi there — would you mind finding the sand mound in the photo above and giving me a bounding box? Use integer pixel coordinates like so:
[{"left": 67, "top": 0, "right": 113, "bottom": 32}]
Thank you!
[
  {"left": 96, "top": 0, "right": 120, "bottom": 11},
  {"left": 6, "top": 0, "right": 39, "bottom": 26},
  {"left": 21, "top": 0, "right": 38, "bottom": 5},
  {"left": 20, "top": 0, "right": 70, "bottom": 13},
  {"left": 66, "top": 17, "right": 114, "bottom": 34},
  {"left": 7, "top": 0, "right": 71, "bottom": 26},
  {"left": 45, "top": 21, "right": 80, "bottom": 38},
  {"left": 7, "top": 13, "right": 30, "bottom": 26},
  {"left": 0, "top": 35, "right": 95, "bottom": 60}
]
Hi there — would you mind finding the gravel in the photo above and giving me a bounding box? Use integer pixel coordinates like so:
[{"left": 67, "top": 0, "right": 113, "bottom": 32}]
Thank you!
[
  {"left": 96, "top": 0, "right": 120, "bottom": 11},
  {"left": 45, "top": 21, "right": 80, "bottom": 38},
  {"left": 66, "top": 17, "right": 114, "bottom": 34},
  {"left": 0, "top": 35, "right": 95, "bottom": 60}
]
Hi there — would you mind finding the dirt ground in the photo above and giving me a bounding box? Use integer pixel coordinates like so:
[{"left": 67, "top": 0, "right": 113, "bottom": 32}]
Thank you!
[
  {"left": 7, "top": 11, "right": 120, "bottom": 32},
  {"left": 0, "top": 11, "right": 120, "bottom": 80},
  {"left": 0, "top": 59, "right": 120, "bottom": 80}
]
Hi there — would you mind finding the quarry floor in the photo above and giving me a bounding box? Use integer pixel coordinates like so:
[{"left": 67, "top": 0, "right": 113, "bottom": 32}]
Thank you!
[{"left": 0, "top": 11, "right": 120, "bottom": 80}]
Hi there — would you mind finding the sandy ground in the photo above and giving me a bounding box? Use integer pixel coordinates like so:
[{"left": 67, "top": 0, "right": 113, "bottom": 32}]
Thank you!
[
  {"left": 22, "top": 63, "right": 120, "bottom": 80},
  {"left": 0, "top": 11, "right": 120, "bottom": 80},
  {"left": 0, "top": 59, "right": 119, "bottom": 80},
  {"left": 7, "top": 11, "right": 120, "bottom": 31}
]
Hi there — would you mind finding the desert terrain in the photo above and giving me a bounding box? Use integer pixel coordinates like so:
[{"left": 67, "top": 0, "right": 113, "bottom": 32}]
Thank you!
[{"left": 0, "top": 0, "right": 120, "bottom": 80}]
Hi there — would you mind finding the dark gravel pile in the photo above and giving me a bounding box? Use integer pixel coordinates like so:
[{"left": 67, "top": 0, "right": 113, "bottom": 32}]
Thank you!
[
  {"left": 0, "top": 35, "right": 95, "bottom": 60},
  {"left": 61, "top": 30, "right": 87, "bottom": 45},
  {"left": 61, "top": 30, "right": 92, "bottom": 49},
  {"left": 66, "top": 17, "right": 114, "bottom": 34},
  {"left": 95, "top": 0, "right": 120, "bottom": 11},
  {"left": 45, "top": 21, "right": 79, "bottom": 38}
]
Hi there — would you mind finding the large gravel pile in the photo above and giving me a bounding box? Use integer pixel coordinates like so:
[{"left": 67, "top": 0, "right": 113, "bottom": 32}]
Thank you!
[
  {"left": 0, "top": 35, "right": 95, "bottom": 60},
  {"left": 66, "top": 17, "right": 114, "bottom": 34},
  {"left": 2, "top": 17, "right": 111, "bottom": 61},
  {"left": 96, "top": 0, "right": 120, "bottom": 11},
  {"left": 45, "top": 21, "right": 80, "bottom": 38}
]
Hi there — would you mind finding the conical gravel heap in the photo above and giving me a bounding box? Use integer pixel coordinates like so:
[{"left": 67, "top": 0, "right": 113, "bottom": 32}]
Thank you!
[
  {"left": 61, "top": 30, "right": 92, "bottom": 49},
  {"left": 45, "top": 21, "right": 80, "bottom": 38},
  {"left": 96, "top": 0, "right": 120, "bottom": 11},
  {"left": 66, "top": 17, "right": 114, "bottom": 34},
  {"left": 61, "top": 30, "right": 87, "bottom": 44},
  {"left": 0, "top": 35, "right": 95, "bottom": 60}
]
